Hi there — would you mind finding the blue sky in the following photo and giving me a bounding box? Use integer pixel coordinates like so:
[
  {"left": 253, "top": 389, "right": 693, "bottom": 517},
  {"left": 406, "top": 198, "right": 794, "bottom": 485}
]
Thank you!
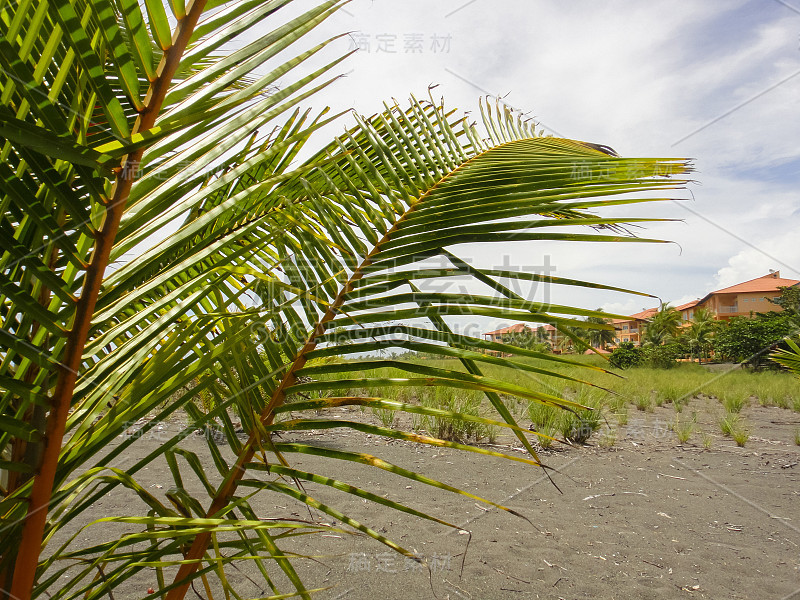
[{"left": 268, "top": 0, "right": 800, "bottom": 324}]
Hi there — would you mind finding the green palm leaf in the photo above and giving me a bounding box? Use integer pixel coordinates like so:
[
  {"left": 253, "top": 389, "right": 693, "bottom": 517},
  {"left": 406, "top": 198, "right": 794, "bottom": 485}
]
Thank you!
[
  {"left": 771, "top": 337, "right": 800, "bottom": 376},
  {"left": 161, "top": 95, "right": 691, "bottom": 597},
  {"left": 0, "top": 1, "right": 691, "bottom": 599}
]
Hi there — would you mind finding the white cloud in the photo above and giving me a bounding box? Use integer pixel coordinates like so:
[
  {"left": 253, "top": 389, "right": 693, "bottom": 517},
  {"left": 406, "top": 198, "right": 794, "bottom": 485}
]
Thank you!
[
  {"left": 671, "top": 293, "right": 701, "bottom": 308},
  {"left": 713, "top": 229, "right": 800, "bottom": 288},
  {"left": 602, "top": 299, "right": 660, "bottom": 318},
  {"left": 268, "top": 0, "right": 800, "bottom": 322}
]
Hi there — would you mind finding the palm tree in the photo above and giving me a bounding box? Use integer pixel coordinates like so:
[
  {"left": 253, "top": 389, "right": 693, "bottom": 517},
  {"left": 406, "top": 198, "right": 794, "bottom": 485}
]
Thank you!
[
  {"left": 507, "top": 326, "right": 535, "bottom": 350},
  {"left": 584, "top": 310, "right": 616, "bottom": 350},
  {"left": 536, "top": 325, "right": 553, "bottom": 350},
  {"left": 0, "top": 2, "right": 691, "bottom": 599},
  {"left": 684, "top": 307, "right": 716, "bottom": 362},
  {"left": 642, "top": 302, "right": 682, "bottom": 346},
  {"left": 555, "top": 327, "right": 582, "bottom": 354}
]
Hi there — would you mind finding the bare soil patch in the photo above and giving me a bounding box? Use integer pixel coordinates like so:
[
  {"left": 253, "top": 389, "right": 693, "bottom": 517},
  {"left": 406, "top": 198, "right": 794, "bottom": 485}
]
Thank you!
[{"left": 67, "top": 398, "right": 800, "bottom": 599}]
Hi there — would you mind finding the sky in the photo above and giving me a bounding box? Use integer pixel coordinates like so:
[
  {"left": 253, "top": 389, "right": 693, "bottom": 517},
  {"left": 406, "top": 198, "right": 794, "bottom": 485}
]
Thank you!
[{"left": 244, "top": 0, "right": 800, "bottom": 327}]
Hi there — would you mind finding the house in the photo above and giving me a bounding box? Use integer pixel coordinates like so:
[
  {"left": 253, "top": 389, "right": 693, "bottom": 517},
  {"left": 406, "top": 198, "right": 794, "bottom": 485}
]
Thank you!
[
  {"left": 676, "top": 299, "right": 699, "bottom": 323},
  {"left": 483, "top": 323, "right": 564, "bottom": 351},
  {"left": 483, "top": 323, "right": 530, "bottom": 343},
  {"left": 611, "top": 300, "right": 701, "bottom": 345},
  {"left": 611, "top": 307, "right": 657, "bottom": 345},
  {"left": 485, "top": 270, "right": 800, "bottom": 351},
  {"left": 694, "top": 271, "right": 800, "bottom": 321},
  {"left": 610, "top": 272, "right": 799, "bottom": 342},
  {"left": 539, "top": 324, "right": 565, "bottom": 349}
]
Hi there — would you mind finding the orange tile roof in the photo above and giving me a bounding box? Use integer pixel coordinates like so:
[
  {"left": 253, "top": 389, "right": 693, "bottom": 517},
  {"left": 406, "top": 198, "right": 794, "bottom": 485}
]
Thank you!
[
  {"left": 485, "top": 323, "right": 556, "bottom": 335},
  {"left": 484, "top": 323, "right": 531, "bottom": 336},
  {"left": 583, "top": 348, "right": 611, "bottom": 354},
  {"left": 611, "top": 307, "right": 658, "bottom": 324},
  {"left": 675, "top": 300, "right": 699, "bottom": 311},
  {"left": 708, "top": 272, "right": 800, "bottom": 295},
  {"left": 485, "top": 271, "right": 799, "bottom": 337}
]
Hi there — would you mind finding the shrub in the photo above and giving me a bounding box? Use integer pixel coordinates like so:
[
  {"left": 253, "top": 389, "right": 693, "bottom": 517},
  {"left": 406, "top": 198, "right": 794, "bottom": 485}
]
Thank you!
[
  {"left": 642, "top": 342, "right": 683, "bottom": 369},
  {"left": 713, "top": 313, "right": 795, "bottom": 368},
  {"left": 609, "top": 342, "right": 644, "bottom": 369}
]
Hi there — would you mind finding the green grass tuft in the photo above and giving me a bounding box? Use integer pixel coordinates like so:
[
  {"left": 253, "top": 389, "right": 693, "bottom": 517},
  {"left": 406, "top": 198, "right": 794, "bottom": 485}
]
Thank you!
[{"left": 674, "top": 418, "right": 694, "bottom": 444}]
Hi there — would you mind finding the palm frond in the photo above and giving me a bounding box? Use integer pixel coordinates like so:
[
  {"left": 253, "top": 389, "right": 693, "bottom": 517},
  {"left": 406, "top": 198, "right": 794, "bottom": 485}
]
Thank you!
[
  {"left": 160, "top": 93, "right": 691, "bottom": 595},
  {"left": 0, "top": 2, "right": 691, "bottom": 599},
  {"left": 771, "top": 337, "right": 800, "bottom": 376}
]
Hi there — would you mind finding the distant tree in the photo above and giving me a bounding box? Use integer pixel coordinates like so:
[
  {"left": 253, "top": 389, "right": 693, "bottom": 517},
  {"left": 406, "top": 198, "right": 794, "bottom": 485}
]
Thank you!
[
  {"left": 501, "top": 326, "right": 550, "bottom": 355},
  {"left": 769, "top": 285, "right": 800, "bottom": 325},
  {"left": 609, "top": 342, "right": 644, "bottom": 369},
  {"left": 682, "top": 307, "right": 718, "bottom": 362},
  {"left": 507, "top": 326, "right": 536, "bottom": 350},
  {"left": 535, "top": 326, "right": 552, "bottom": 348},
  {"left": 642, "top": 302, "right": 681, "bottom": 346},
  {"left": 583, "top": 309, "right": 616, "bottom": 350},
  {"left": 553, "top": 323, "right": 600, "bottom": 355},
  {"left": 713, "top": 313, "right": 795, "bottom": 368},
  {"left": 768, "top": 286, "right": 800, "bottom": 373},
  {"left": 556, "top": 334, "right": 576, "bottom": 354}
]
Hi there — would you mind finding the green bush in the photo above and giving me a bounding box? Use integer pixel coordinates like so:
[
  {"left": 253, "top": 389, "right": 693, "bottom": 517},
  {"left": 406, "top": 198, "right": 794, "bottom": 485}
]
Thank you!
[
  {"left": 713, "top": 313, "right": 796, "bottom": 368},
  {"left": 609, "top": 342, "right": 644, "bottom": 369},
  {"left": 642, "top": 342, "right": 683, "bottom": 369}
]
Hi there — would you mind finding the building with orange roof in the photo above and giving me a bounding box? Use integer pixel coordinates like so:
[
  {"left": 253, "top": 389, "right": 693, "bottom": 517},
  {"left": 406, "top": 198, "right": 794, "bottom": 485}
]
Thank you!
[
  {"left": 485, "top": 271, "right": 799, "bottom": 351},
  {"left": 539, "top": 324, "right": 564, "bottom": 349},
  {"left": 675, "top": 299, "right": 700, "bottom": 323},
  {"left": 483, "top": 323, "right": 531, "bottom": 342},
  {"left": 611, "top": 307, "right": 658, "bottom": 345},
  {"left": 483, "top": 323, "right": 564, "bottom": 352},
  {"left": 610, "top": 272, "right": 799, "bottom": 344},
  {"left": 696, "top": 271, "right": 799, "bottom": 321}
]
